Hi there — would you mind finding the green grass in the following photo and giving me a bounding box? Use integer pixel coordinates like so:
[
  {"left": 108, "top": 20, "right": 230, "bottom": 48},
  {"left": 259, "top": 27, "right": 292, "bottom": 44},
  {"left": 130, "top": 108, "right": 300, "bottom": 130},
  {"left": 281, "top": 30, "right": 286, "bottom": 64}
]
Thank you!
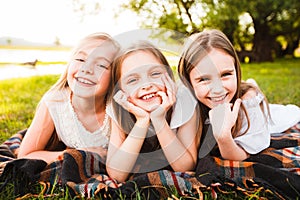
[
  {"left": 0, "top": 75, "right": 59, "bottom": 143},
  {"left": 0, "top": 58, "right": 299, "bottom": 143},
  {"left": 0, "top": 58, "right": 298, "bottom": 199},
  {"left": 241, "top": 58, "right": 300, "bottom": 106}
]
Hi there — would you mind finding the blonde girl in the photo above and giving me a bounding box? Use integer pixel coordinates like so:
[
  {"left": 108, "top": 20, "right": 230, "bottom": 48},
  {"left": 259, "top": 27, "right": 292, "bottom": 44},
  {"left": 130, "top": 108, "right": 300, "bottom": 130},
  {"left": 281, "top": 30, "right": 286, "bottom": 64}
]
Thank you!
[{"left": 18, "top": 32, "right": 119, "bottom": 163}]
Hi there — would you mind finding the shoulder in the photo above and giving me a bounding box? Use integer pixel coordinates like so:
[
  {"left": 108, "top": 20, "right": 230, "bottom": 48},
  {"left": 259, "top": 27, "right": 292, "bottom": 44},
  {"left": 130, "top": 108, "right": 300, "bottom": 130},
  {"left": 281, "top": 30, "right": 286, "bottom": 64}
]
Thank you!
[
  {"left": 170, "top": 82, "right": 198, "bottom": 129},
  {"left": 241, "top": 88, "right": 257, "bottom": 100},
  {"left": 43, "top": 88, "right": 70, "bottom": 103},
  {"left": 175, "top": 81, "right": 197, "bottom": 103},
  {"left": 241, "top": 86, "right": 266, "bottom": 109}
]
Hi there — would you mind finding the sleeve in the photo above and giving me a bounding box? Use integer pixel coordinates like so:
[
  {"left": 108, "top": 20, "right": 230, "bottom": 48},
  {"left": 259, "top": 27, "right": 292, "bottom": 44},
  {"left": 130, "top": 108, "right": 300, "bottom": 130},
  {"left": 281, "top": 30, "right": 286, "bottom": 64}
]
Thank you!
[
  {"left": 268, "top": 104, "right": 300, "bottom": 134},
  {"left": 169, "top": 82, "right": 198, "bottom": 129},
  {"left": 234, "top": 92, "right": 270, "bottom": 154}
]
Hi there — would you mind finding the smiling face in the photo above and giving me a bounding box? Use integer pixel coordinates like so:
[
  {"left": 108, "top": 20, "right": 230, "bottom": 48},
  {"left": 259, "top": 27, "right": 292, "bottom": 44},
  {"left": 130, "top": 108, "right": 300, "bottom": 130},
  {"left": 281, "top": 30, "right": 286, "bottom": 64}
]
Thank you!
[
  {"left": 189, "top": 48, "right": 237, "bottom": 108},
  {"left": 120, "top": 50, "right": 168, "bottom": 112},
  {"left": 67, "top": 39, "right": 117, "bottom": 99}
]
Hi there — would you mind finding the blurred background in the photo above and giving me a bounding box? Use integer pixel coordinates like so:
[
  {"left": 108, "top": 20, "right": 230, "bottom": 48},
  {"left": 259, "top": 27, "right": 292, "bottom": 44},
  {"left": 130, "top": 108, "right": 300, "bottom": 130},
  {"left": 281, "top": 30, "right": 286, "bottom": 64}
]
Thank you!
[{"left": 0, "top": 0, "right": 299, "bottom": 139}]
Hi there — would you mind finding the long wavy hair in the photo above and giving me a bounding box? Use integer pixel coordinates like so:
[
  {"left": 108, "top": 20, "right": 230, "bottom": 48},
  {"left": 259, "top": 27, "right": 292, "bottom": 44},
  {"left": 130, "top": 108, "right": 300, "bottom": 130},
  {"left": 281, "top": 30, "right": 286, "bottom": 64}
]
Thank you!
[
  {"left": 109, "top": 40, "right": 175, "bottom": 152},
  {"left": 178, "top": 29, "right": 269, "bottom": 140},
  {"left": 44, "top": 32, "right": 120, "bottom": 147}
]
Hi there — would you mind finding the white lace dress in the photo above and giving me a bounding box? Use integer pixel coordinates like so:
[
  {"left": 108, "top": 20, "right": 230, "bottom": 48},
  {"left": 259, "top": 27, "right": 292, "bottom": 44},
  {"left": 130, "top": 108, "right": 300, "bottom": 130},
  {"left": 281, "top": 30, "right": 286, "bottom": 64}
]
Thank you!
[{"left": 42, "top": 88, "right": 110, "bottom": 149}]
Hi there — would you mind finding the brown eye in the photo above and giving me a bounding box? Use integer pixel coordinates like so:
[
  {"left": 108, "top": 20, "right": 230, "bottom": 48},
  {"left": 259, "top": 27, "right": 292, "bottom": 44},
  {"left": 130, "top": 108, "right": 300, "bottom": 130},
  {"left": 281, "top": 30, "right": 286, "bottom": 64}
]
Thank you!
[{"left": 199, "top": 77, "right": 209, "bottom": 82}]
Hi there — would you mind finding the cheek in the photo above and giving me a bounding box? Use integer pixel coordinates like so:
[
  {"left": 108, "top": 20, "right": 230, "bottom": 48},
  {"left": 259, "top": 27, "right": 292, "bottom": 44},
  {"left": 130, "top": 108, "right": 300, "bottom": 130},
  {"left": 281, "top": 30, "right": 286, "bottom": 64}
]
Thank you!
[
  {"left": 67, "top": 62, "right": 80, "bottom": 77},
  {"left": 193, "top": 84, "right": 207, "bottom": 100},
  {"left": 224, "top": 78, "right": 237, "bottom": 93},
  {"left": 120, "top": 82, "right": 137, "bottom": 97},
  {"left": 97, "top": 69, "right": 110, "bottom": 80}
]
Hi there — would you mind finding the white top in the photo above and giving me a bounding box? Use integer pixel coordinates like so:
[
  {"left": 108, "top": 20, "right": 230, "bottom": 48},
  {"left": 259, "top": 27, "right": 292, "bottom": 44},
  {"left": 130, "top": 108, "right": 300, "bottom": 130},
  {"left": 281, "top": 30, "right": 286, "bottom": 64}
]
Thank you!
[
  {"left": 42, "top": 88, "right": 110, "bottom": 149},
  {"left": 107, "top": 83, "right": 198, "bottom": 134},
  {"left": 268, "top": 104, "right": 300, "bottom": 134},
  {"left": 234, "top": 93, "right": 270, "bottom": 154}
]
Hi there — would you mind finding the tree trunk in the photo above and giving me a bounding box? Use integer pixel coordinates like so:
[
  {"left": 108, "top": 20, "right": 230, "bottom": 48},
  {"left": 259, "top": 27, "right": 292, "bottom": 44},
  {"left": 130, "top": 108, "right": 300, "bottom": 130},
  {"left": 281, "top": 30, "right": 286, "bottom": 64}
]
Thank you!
[{"left": 252, "top": 21, "right": 275, "bottom": 62}]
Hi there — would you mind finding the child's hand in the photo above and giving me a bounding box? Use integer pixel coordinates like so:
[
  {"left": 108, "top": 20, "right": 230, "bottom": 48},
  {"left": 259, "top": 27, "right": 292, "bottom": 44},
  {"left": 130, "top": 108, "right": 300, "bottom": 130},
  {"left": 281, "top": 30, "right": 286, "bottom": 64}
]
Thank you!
[
  {"left": 113, "top": 90, "right": 150, "bottom": 125},
  {"left": 209, "top": 99, "right": 241, "bottom": 141},
  {"left": 151, "top": 73, "right": 177, "bottom": 118},
  {"left": 150, "top": 73, "right": 177, "bottom": 131}
]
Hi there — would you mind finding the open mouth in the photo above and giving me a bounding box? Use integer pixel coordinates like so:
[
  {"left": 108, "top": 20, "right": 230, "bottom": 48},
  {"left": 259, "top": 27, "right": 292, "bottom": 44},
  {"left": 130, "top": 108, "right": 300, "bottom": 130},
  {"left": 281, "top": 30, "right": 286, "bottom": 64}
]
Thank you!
[
  {"left": 76, "top": 77, "right": 96, "bottom": 85},
  {"left": 209, "top": 94, "right": 227, "bottom": 102},
  {"left": 140, "top": 92, "right": 157, "bottom": 100}
]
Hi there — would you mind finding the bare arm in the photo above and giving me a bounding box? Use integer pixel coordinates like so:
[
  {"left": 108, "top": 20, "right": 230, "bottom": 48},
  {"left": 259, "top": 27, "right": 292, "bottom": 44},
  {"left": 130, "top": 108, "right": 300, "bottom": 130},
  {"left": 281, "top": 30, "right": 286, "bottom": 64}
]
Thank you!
[
  {"left": 209, "top": 99, "right": 249, "bottom": 160},
  {"left": 152, "top": 110, "right": 199, "bottom": 171},
  {"left": 18, "top": 101, "right": 65, "bottom": 163},
  {"left": 106, "top": 119, "right": 149, "bottom": 183}
]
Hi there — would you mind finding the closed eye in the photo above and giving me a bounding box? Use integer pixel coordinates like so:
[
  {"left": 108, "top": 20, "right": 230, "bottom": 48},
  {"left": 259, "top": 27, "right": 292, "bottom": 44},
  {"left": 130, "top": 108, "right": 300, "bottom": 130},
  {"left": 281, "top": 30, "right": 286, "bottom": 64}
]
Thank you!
[
  {"left": 127, "top": 78, "right": 138, "bottom": 84},
  {"left": 97, "top": 64, "right": 109, "bottom": 70},
  {"left": 151, "top": 71, "right": 162, "bottom": 77},
  {"left": 195, "top": 76, "right": 210, "bottom": 83},
  {"left": 75, "top": 58, "right": 85, "bottom": 62}
]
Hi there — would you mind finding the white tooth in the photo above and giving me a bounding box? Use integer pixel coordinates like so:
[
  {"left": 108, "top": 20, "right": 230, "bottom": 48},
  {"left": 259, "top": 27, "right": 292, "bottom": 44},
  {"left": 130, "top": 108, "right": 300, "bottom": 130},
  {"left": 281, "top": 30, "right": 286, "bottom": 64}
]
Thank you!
[
  {"left": 78, "top": 78, "right": 93, "bottom": 84},
  {"left": 211, "top": 95, "right": 225, "bottom": 102},
  {"left": 142, "top": 93, "right": 155, "bottom": 100}
]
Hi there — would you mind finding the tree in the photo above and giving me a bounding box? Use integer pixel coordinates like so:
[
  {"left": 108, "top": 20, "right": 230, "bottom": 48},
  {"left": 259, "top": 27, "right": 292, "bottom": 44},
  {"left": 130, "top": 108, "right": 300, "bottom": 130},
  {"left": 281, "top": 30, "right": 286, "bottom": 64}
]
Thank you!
[{"left": 119, "top": 0, "right": 300, "bottom": 62}]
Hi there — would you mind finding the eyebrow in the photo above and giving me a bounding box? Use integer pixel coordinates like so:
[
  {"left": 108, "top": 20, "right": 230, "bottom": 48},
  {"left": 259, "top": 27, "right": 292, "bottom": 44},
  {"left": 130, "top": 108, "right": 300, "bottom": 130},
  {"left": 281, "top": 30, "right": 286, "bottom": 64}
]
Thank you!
[
  {"left": 94, "top": 56, "right": 111, "bottom": 64},
  {"left": 123, "top": 73, "right": 138, "bottom": 81},
  {"left": 220, "top": 68, "right": 235, "bottom": 73}
]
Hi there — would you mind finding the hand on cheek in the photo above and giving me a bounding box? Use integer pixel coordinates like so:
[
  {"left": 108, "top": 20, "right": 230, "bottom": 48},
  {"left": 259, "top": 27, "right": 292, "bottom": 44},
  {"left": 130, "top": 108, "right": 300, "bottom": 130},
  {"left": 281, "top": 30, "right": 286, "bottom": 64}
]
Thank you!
[
  {"left": 150, "top": 73, "right": 177, "bottom": 132},
  {"left": 114, "top": 90, "right": 150, "bottom": 124}
]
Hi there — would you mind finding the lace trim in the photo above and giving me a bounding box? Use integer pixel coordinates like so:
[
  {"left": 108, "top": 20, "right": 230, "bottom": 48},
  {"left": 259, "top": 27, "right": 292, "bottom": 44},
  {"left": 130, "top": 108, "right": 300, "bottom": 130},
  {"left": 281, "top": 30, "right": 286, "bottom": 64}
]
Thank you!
[{"left": 67, "top": 98, "right": 110, "bottom": 148}]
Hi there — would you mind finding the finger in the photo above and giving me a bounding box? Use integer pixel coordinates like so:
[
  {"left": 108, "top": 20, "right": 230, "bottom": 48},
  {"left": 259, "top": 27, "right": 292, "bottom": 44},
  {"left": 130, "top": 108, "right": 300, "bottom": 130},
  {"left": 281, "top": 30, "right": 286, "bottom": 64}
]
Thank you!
[
  {"left": 156, "top": 91, "right": 167, "bottom": 102},
  {"left": 113, "top": 91, "right": 130, "bottom": 110},
  {"left": 162, "top": 75, "right": 176, "bottom": 101},
  {"left": 165, "top": 73, "right": 177, "bottom": 92},
  {"left": 164, "top": 73, "right": 176, "bottom": 93},
  {"left": 113, "top": 90, "right": 124, "bottom": 102}
]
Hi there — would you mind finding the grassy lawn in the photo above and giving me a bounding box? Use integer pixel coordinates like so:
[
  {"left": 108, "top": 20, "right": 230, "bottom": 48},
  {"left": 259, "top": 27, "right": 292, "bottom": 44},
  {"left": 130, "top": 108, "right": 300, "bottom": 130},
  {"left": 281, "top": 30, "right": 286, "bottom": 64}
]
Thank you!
[
  {"left": 0, "top": 75, "right": 59, "bottom": 142},
  {"left": 0, "top": 58, "right": 299, "bottom": 199},
  {"left": 0, "top": 58, "right": 299, "bottom": 143},
  {"left": 241, "top": 58, "right": 300, "bottom": 105}
]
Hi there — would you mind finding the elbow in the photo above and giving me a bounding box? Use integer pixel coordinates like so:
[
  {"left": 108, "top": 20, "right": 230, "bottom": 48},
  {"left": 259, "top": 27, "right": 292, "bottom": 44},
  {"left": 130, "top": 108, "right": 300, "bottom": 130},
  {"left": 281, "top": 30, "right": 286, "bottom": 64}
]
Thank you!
[
  {"left": 172, "top": 159, "right": 196, "bottom": 172},
  {"left": 106, "top": 167, "right": 128, "bottom": 183},
  {"left": 17, "top": 148, "right": 28, "bottom": 159}
]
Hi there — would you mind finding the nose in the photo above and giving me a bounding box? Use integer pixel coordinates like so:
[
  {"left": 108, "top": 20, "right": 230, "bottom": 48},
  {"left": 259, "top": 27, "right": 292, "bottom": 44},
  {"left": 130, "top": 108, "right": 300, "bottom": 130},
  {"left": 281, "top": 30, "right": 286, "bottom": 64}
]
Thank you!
[
  {"left": 210, "top": 79, "right": 224, "bottom": 94},
  {"left": 80, "top": 64, "right": 93, "bottom": 74},
  {"left": 141, "top": 83, "right": 153, "bottom": 90}
]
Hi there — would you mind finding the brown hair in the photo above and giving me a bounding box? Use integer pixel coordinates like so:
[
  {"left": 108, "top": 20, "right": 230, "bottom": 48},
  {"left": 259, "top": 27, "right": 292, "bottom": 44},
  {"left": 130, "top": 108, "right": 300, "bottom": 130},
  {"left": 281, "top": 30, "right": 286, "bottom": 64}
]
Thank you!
[
  {"left": 110, "top": 40, "right": 174, "bottom": 151},
  {"left": 178, "top": 29, "right": 269, "bottom": 139}
]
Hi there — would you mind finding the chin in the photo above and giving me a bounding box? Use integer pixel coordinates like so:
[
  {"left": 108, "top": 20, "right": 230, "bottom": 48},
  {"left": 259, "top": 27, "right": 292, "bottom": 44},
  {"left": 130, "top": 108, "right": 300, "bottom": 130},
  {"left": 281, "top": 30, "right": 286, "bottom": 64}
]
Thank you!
[{"left": 145, "top": 103, "right": 161, "bottom": 112}]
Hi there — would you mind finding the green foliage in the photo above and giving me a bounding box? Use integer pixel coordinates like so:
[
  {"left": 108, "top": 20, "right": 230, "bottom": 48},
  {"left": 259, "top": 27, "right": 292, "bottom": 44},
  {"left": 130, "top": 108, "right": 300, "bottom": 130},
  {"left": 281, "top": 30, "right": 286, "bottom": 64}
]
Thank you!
[
  {"left": 121, "top": 0, "right": 300, "bottom": 61},
  {"left": 0, "top": 75, "right": 59, "bottom": 142}
]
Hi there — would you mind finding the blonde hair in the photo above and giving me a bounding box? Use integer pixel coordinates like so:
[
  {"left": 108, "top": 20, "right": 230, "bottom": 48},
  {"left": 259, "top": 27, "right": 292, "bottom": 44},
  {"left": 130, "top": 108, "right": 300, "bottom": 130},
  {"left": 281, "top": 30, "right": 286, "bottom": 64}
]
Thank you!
[{"left": 50, "top": 32, "right": 120, "bottom": 94}]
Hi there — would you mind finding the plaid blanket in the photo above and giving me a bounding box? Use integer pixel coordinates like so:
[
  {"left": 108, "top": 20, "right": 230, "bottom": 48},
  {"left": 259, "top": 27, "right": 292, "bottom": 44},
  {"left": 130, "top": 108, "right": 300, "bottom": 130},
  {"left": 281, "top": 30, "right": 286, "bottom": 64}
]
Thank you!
[{"left": 0, "top": 123, "right": 299, "bottom": 199}]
